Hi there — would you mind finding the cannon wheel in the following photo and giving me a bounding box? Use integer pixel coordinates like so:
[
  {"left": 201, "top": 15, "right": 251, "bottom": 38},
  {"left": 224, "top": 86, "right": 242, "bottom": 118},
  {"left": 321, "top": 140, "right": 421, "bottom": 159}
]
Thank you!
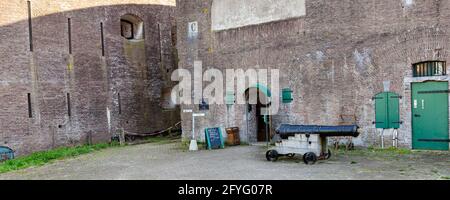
[
  {"left": 266, "top": 150, "right": 279, "bottom": 162},
  {"left": 287, "top": 153, "right": 295, "bottom": 158},
  {"left": 303, "top": 152, "right": 317, "bottom": 165}
]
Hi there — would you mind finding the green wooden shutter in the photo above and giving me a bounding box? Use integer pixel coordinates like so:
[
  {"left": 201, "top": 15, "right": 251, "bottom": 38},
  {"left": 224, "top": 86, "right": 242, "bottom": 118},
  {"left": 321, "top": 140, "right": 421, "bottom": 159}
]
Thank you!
[
  {"left": 282, "top": 88, "right": 293, "bottom": 103},
  {"left": 388, "top": 92, "right": 400, "bottom": 129},
  {"left": 375, "top": 93, "right": 388, "bottom": 129},
  {"left": 374, "top": 92, "right": 401, "bottom": 129}
]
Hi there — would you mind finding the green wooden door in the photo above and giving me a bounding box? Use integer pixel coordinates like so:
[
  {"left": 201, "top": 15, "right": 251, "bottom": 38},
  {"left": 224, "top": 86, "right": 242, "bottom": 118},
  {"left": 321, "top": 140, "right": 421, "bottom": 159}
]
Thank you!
[{"left": 412, "top": 81, "right": 449, "bottom": 150}]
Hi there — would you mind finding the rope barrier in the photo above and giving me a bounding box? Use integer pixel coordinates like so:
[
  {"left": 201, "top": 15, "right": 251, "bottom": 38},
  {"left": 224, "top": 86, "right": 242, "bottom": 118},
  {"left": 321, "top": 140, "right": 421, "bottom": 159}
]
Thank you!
[{"left": 122, "top": 121, "right": 182, "bottom": 137}]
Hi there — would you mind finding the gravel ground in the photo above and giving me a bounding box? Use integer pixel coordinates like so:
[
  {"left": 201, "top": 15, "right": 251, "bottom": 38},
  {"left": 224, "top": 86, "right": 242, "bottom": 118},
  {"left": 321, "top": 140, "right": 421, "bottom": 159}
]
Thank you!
[{"left": 0, "top": 142, "right": 449, "bottom": 180}]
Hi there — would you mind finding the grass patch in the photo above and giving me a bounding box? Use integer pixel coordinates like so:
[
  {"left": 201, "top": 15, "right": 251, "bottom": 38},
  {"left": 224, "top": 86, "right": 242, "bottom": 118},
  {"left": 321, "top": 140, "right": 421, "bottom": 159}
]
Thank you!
[
  {"left": 0, "top": 142, "right": 119, "bottom": 174},
  {"left": 335, "top": 147, "right": 415, "bottom": 162},
  {"left": 367, "top": 147, "right": 412, "bottom": 155},
  {"left": 441, "top": 176, "right": 450, "bottom": 180},
  {"left": 337, "top": 146, "right": 413, "bottom": 156}
]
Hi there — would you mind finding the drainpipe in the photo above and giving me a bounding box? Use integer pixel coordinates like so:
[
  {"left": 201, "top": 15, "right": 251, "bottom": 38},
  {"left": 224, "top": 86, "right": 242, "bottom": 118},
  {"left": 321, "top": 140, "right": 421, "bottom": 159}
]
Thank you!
[{"left": 381, "top": 129, "right": 384, "bottom": 149}]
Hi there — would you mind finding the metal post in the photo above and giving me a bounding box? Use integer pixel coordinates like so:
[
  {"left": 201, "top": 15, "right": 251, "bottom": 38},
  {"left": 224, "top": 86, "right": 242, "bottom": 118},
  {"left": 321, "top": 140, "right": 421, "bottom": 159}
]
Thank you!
[
  {"left": 192, "top": 114, "right": 195, "bottom": 140},
  {"left": 393, "top": 129, "right": 398, "bottom": 148},
  {"left": 392, "top": 129, "right": 395, "bottom": 148}
]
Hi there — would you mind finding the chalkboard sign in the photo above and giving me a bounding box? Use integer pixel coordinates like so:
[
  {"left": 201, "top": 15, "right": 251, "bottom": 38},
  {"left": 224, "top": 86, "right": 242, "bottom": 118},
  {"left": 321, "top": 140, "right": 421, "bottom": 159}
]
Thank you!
[{"left": 205, "top": 128, "right": 224, "bottom": 150}]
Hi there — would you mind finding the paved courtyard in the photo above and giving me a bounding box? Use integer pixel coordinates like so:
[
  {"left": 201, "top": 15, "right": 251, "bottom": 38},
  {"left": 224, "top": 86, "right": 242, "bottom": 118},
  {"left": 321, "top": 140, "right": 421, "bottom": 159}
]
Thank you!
[{"left": 0, "top": 142, "right": 449, "bottom": 180}]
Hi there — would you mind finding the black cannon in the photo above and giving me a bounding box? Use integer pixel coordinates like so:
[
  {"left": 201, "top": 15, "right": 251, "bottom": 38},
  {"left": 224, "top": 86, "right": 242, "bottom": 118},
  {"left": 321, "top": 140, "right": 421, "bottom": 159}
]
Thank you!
[
  {"left": 276, "top": 124, "right": 360, "bottom": 139},
  {"left": 266, "top": 124, "right": 360, "bottom": 164}
]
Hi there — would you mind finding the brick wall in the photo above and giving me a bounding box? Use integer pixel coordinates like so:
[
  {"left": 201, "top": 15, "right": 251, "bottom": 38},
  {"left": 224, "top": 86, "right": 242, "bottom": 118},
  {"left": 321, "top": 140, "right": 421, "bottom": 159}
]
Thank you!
[
  {"left": 0, "top": 0, "right": 180, "bottom": 156},
  {"left": 176, "top": 0, "right": 450, "bottom": 148}
]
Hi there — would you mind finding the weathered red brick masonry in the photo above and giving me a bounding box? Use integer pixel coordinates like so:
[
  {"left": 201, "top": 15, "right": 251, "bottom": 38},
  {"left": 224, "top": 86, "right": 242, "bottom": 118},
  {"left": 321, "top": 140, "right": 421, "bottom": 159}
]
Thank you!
[
  {"left": 176, "top": 0, "right": 450, "bottom": 151},
  {"left": 1, "top": 0, "right": 450, "bottom": 155},
  {"left": 0, "top": 0, "right": 179, "bottom": 155}
]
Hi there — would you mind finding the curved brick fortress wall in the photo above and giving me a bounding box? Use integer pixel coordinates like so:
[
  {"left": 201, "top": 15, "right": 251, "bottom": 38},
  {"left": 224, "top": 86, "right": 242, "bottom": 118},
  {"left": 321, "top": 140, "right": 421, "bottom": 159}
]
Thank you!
[
  {"left": 0, "top": 0, "right": 179, "bottom": 155},
  {"left": 177, "top": 0, "right": 450, "bottom": 148}
]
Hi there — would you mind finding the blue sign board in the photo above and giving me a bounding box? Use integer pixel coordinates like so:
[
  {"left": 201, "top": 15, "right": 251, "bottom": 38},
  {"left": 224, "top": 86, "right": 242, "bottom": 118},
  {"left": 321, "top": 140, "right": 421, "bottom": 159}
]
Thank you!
[{"left": 205, "top": 128, "right": 224, "bottom": 150}]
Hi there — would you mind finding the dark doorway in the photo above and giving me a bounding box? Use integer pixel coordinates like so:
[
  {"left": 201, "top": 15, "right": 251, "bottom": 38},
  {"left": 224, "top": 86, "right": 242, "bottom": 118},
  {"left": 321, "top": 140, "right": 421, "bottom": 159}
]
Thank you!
[
  {"left": 245, "top": 85, "right": 272, "bottom": 143},
  {"left": 256, "top": 102, "right": 268, "bottom": 142}
]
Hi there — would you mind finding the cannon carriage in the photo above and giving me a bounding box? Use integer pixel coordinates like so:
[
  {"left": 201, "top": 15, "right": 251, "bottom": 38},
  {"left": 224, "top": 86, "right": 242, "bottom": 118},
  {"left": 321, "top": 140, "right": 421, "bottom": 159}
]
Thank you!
[{"left": 266, "top": 124, "right": 360, "bottom": 164}]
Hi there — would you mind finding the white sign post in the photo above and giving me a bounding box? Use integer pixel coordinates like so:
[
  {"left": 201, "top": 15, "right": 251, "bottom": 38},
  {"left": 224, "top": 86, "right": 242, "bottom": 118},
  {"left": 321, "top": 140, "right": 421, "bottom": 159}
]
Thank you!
[{"left": 190, "top": 112, "right": 205, "bottom": 151}]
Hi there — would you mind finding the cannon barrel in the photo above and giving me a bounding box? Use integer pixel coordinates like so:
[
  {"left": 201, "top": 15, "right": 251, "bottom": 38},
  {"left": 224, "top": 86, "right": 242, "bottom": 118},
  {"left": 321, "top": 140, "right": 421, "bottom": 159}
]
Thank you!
[{"left": 276, "top": 124, "right": 360, "bottom": 139}]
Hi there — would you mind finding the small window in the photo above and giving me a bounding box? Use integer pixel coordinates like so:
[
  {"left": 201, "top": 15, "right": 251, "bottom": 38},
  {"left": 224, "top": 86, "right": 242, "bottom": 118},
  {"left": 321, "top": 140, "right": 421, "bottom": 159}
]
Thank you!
[
  {"left": 413, "top": 61, "right": 446, "bottom": 77},
  {"left": 120, "top": 14, "right": 144, "bottom": 40}
]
